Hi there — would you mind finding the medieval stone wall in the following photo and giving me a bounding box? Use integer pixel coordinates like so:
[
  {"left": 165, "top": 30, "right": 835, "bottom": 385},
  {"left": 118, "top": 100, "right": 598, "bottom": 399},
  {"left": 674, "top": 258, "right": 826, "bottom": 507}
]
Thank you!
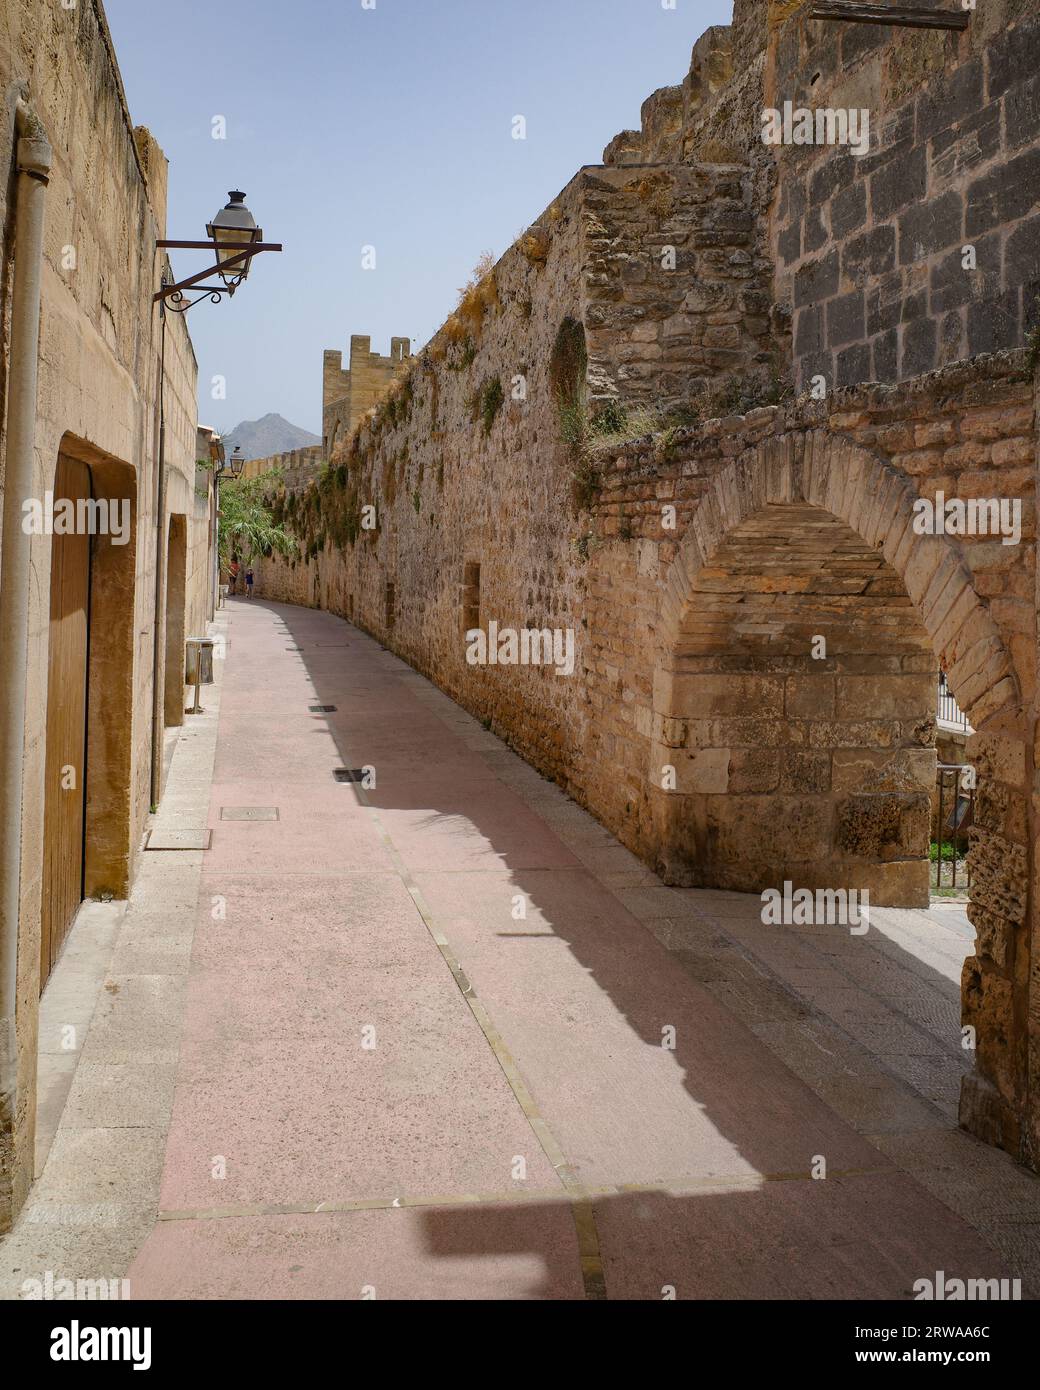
[
  {"left": 768, "top": 4, "right": 1040, "bottom": 389},
  {"left": 250, "top": 9, "right": 1040, "bottom": 1166}
]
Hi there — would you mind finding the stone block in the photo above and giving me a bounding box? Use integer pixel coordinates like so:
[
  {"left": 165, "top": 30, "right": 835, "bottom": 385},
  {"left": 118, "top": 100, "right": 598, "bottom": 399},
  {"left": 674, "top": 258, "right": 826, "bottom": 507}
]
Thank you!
[
  {"left": 965, "top": 147, "right": 1040, "bottom": 237},
  {"left": 871, "top": 329, "right": 898, "bottom": 383},
  {"left": 900, "top": 318, "right": 937, "bottom": 378},
  {"left": 986, "top": 16, "right": 1040, "bottom": 102},
  {"left": 778, "top": 749, "right": 831, "bottom": 794},
  {"left": 680, "top": 747, "right": 730, "bottom": 794},
  {"left": 830, "top": 181, "right": 867, "bottom": 241},
  {"left": 1003, "top": 214, "right": 1040, "bottom": 291},
  {"left": 1005, "top": 71, "right": 1040, "bottom": 151},
  {"left": 898, "top": 190, "right": 964, "bottom": 267},
  {"left": 836, "top": 342, "right": 872, "bottom": 388},
  {"left": 803, "top": 208, "right": 828, "bottom": 255},
  {"left": 870, "top": 145, "right": 927, "bottom": 222},
  {"left": 836, "top": 674, "right": 932, "bottom": 720},
  {"left": 778, "top": 219, "right": 801, "bottom": 266},
  {"left": 915, "top": 56, "right": 984, "bottom": 143},
  {"left": 794, "top": 304, "right": 823, "bottom": 355},
  {"left": 784, "top": 674, "right": 836, "bottom": 720},
  {"left": 827, "top": 289, "right": 865, "bottom": 348},
  {"left": 727, "top": 748, "right": 780, "bottom": 793},
  {"left": 836, "top": 791, "right": 930, "bottom": 861},
  {"left": 843, "top": 225, "right": 897, "bottom": 283},
  {"left": 967, "top": 289, "right": 1020, "bottom": 356},
  {"left": 794, "top": 248, "right": 840, "bottom": 309}
]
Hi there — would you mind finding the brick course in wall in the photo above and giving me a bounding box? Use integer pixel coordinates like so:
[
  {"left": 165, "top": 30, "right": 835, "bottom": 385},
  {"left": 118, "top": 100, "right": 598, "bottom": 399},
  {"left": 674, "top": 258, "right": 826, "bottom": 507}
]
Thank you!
[{"left": 770, "top": 11, "right": 1040, "bottom": 390}]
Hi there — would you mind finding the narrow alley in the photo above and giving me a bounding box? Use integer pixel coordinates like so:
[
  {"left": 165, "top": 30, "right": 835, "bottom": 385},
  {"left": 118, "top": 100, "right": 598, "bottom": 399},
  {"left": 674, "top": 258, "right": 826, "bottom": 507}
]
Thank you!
[{"left": 3, "top": 598, "right": 1037, "bottom": 1302}]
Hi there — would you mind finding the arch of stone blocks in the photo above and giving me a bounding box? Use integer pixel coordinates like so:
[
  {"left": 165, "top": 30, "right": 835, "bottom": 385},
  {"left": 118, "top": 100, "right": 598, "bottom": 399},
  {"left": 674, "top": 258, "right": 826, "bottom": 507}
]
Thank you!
[{"left": 651, "top": 428, "right": 1034, "bottom": 1163}]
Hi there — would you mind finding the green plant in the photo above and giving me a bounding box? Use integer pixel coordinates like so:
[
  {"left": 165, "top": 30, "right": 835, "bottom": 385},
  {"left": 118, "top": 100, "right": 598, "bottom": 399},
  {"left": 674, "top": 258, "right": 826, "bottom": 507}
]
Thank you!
[
  {"left": 480, "top": 376, "right": 505, "bottom": 434},
  {"left": 929, "top": 840, "right": 966, "bottom": 863},
  {"left": 216, "top": 468, "right": 297, "bottom": 567},
  {"left": 591, "top": 398, "right": 628, "bottom": 435},
  {"left": 572, "top": 452, "right": 600, "bottom": 512}
]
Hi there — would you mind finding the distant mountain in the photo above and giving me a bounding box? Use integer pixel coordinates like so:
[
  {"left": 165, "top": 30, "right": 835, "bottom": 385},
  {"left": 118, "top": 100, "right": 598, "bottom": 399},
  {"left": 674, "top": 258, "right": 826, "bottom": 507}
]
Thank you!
[{"left": 222, "top": 413, "right": 320, "bottom": 461}]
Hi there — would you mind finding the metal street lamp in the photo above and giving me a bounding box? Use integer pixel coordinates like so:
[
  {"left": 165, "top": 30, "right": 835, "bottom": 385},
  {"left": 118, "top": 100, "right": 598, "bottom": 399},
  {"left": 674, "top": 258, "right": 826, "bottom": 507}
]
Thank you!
[
  {"left": 149, "top": 195, "right": 281, "bottom": 807},
  {"left": 154, "top": 189, "right": 281, "bottom": 311},
  {"left": 206, "top": 191, "right": 263, "bottom": 290}
]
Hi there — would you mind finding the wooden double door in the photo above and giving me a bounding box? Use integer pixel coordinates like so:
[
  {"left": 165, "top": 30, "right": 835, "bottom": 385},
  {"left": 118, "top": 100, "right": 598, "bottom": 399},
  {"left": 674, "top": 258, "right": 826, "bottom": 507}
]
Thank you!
[{"left": 41, "top": 454, "right": 92, "bottom": 989}]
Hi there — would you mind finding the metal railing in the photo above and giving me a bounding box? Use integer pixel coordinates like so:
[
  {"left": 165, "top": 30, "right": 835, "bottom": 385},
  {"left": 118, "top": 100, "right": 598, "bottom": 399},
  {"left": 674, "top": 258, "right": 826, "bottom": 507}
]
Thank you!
[
  {"left": 934, "top": 764, "right": 974, "bottom": 891},
  {"left": 936, "top": 671, "right": 972, "bottom": 733}
]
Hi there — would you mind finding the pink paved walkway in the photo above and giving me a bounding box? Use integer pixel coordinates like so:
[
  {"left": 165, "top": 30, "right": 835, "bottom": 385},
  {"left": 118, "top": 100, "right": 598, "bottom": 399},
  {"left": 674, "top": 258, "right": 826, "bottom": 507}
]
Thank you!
[{"left": 129, "top": 599, "right": 1016, "bottom": 1300}]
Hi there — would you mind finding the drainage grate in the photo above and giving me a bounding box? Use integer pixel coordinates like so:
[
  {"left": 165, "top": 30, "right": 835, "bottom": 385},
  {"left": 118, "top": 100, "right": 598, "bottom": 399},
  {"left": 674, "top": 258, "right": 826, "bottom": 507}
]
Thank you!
[
  {"left": 144, "top": 829, "right": 212, "bottom": 850},
  {"left": 309, "top": 705, "right": 337, "bottom": 714},
  {"left": 220, "top": 807, "right": 280, "bottom": 821},
  {"left": 333, "top": 769, "right": 367, "bottom": 784}
]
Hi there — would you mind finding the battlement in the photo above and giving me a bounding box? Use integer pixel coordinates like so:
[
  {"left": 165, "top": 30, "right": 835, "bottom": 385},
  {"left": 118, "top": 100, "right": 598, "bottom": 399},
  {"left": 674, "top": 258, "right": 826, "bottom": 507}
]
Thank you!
[{"left": 322, "top": 333, "right": 413, "bottom": 457}]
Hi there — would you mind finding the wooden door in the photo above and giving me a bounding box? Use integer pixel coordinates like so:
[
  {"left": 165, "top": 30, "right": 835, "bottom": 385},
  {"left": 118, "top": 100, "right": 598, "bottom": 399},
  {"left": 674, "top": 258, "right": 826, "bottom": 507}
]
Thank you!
[{"left": 41, "top": 455, "right": 92, "bottom": 989}]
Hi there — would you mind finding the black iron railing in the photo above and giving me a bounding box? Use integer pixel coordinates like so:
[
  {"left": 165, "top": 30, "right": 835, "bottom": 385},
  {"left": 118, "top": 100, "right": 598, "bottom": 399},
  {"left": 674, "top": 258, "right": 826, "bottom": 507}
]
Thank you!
[{"left": 934, "top": 764, "right": 974, "bottom": 891}]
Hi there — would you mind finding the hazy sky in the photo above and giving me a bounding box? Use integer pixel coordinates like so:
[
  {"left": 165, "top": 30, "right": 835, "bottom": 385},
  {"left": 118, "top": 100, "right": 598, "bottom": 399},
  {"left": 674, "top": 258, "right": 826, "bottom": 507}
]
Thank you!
[{"left": 104, "top": 0, "right": 732, "bottom": 434}]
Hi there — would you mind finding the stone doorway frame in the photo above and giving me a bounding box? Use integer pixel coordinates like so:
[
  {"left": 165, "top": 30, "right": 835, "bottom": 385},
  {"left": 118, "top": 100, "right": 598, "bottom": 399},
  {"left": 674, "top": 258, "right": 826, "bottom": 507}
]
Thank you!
[
  {"left": 163, "top": 514, "right": 187, "bottom": 729},
  {"left": 51, "top": 434, "right": 139, "bottom": 907}
]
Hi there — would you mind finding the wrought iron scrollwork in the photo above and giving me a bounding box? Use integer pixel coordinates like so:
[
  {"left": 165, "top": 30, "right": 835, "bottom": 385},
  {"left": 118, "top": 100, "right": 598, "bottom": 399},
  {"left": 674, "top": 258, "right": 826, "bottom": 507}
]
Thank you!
[{"left": 164, "top": 285, "right": 229, "bottom": 314}]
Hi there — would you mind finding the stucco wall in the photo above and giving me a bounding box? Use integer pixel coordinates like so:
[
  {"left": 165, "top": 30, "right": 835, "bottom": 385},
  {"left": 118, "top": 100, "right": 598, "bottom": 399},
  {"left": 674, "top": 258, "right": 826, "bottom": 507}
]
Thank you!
[{"left": 0, "top": 0, "right": 205, "bottom": 1223}]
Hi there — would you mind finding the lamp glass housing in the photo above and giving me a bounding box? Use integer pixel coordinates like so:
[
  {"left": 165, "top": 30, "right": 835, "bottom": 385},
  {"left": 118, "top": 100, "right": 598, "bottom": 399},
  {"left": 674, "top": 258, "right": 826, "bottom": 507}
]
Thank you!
[{"left": 206, "top": 191, "right": 261, "bottom": 287}]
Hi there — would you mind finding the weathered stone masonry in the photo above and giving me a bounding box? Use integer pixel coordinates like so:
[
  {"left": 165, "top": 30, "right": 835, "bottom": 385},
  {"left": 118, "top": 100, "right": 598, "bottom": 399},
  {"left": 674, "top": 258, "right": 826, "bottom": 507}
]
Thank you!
[
  {"left": 254, "top": 4, "right": 1040, "bottom": 1168},
  {"left": 769, "top": 6, "right": 1040, "bottom": 388},
  {"left": 0, "top": 1, "right": 208, "bottom": 1225}
]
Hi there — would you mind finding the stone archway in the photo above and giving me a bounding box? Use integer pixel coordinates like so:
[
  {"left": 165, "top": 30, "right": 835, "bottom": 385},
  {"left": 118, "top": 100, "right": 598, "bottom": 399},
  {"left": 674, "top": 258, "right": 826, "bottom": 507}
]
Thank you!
[{"left": 651, "top": 429, "right": 1033, "bottom": 1163}]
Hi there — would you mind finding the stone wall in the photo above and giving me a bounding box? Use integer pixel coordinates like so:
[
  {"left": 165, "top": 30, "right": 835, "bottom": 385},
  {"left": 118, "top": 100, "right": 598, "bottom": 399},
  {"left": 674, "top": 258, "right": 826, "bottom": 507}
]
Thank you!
[
  {"left": 242, "top": 444, "right": 323, "bottom": 485},
  {"left": 257, "top": 343, "right": 1037, "bottom": 1162},
  {"left": 0, "top": 2, "right": 205, "bottom": 1225},
  {"left": 251, "top": 9, "right": 1040, "bottom": 1164},
  {"left": 768, "top": 3, "right": 1040, "bottom": 389}
]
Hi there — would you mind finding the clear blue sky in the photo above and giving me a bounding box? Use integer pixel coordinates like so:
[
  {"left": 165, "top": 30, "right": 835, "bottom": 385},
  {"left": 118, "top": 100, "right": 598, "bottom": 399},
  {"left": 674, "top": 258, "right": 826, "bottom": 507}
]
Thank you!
[{"left": 104, "top": 0, "right": 732, "bottom": 435}]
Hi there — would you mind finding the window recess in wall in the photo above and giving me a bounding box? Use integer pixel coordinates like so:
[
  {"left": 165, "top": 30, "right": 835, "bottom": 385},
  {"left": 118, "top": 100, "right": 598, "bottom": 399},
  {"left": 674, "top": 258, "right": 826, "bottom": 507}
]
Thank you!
[{"left": 462, "top": 562, "right": 481, "bottom": 634}]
